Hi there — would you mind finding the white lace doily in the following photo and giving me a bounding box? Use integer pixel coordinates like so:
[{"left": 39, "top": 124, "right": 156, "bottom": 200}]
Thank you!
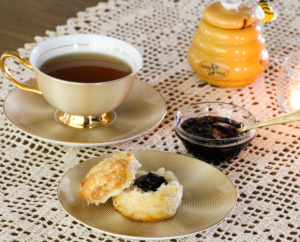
[{"left": 0, "top": 0, "right": 299, "bottom": 241}]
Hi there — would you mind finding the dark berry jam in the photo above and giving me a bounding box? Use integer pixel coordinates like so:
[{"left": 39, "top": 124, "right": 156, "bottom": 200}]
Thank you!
[
  {"left": 176, "top": 115, "right": 253, "bottom": 164},
  {"left": 134, "top": 172, "right": 168, "bottom": 192},
  {"left": 181, "top": 115, "right": 242, "bottom": 139}
]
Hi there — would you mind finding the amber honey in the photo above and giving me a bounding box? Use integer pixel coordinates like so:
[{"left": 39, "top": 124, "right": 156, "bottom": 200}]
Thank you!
[{"left": 187, "top": 2, "right": 269, "bottom": 87}]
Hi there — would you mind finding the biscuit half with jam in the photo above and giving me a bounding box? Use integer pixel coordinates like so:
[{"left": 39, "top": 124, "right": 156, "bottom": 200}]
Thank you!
[{"left": 112, "top": 167, "right": 183, "bottom": 222}]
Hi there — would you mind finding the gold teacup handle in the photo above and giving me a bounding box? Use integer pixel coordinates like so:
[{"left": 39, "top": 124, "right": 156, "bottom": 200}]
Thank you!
[{"left": 0, "top": 51, "right": 42, "bottom": 94}]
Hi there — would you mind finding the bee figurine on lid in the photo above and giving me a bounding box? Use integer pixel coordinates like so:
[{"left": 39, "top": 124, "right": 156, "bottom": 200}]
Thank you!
[{"left": 187, "top": 0, "right": 276, "bottom": 87}]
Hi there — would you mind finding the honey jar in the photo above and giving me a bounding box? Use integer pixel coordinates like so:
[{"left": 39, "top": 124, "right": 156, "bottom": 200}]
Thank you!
[{"left": 187, "top": 0, "right": 269, "bottom": 87}]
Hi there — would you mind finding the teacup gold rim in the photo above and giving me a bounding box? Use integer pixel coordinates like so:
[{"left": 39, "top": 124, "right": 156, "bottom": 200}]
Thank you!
[{"left": 31, "top": 43, "right": 142, "bottom": 85}]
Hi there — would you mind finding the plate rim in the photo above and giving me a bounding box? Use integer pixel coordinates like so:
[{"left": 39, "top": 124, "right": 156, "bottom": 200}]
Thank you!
[
  {"left": 3, "top": 80, "right": 166, "bottom": 147},
  {"left": 57, "top": 150, "right": 238, "bottom": 240}
]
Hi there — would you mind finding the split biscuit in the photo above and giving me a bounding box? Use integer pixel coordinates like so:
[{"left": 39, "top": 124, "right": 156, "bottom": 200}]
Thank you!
[{"left": 79, "top": 152, "right": 141, "bottom": 205}]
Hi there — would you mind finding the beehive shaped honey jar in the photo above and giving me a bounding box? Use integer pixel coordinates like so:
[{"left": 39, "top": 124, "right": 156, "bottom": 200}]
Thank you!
[{"left": 187, "top": 0, "right": 269, "bottom": 87}]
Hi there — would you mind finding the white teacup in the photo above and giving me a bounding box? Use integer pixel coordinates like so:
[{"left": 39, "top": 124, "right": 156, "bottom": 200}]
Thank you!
[{"left": 0, "top": 34, "right": 143, "bottom": 129}]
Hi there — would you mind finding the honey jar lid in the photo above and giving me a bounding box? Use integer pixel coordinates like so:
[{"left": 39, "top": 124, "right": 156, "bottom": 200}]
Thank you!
[{"left": 203, "top": 1, "right": 257, "bottom": 29}]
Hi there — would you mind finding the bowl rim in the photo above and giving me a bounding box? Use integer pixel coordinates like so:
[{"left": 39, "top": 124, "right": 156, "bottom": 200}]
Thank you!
[{"left": 174, "top": 102, "right": 256, "bottom": 145}]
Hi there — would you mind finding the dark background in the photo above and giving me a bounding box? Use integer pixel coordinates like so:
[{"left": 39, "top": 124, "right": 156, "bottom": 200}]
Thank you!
[{"left": 0, "top": 0, "right": 104, "bottom": 54}]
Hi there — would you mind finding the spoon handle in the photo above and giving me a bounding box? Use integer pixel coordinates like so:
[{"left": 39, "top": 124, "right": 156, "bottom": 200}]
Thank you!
[{"left": 238, "top": 109, "right": 300, "bottom": 133}]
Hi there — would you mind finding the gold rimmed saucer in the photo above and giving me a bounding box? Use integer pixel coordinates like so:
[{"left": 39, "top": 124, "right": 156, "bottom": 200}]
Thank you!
[
  {"left": 3, "top": 79, "right": 166, "bottom": 146},
  {"left": 57, "top": 151, "right": 237, "bottom": 240}
]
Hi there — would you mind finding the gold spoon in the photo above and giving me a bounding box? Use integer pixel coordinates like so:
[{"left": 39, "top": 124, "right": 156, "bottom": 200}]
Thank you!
[{"left": 238, "top": 108, "right": 300, "bottom": 133}]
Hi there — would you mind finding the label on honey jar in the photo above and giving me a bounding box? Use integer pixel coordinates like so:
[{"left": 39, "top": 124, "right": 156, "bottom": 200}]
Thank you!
[{"left": 198, "top": 61, "right": 229, "bottom": 78}]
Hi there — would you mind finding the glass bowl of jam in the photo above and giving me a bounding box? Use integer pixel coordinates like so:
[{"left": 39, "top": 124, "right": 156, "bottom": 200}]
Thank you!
[{"left": 174, "top": 102, "right": 256, "bottom": 164}]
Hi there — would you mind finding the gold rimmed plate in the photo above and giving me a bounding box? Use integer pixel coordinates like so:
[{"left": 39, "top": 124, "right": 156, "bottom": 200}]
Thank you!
[
  {"left": 3, "top": 79, "right": 166, "bottom": 146},
  {"left": 57, "top": 151, "right": 237, "bottom": 240}
]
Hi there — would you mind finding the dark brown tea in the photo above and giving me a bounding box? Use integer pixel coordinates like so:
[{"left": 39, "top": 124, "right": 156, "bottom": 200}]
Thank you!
[{"left": 39, "top": 52, "right": 132, "bottom": 83}]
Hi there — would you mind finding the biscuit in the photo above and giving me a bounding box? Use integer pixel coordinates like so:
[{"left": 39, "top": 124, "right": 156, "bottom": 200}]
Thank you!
[
  {"left": 79, "top": 152, "right": 141, "bottom": 205},
  {"left": 112, "top": 167, "right": 183, "bottom": 222}
]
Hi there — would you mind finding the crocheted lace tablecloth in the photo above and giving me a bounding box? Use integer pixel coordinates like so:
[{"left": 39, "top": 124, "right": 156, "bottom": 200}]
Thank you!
[{"left": 0, "top": 0, "right": 299, "bottom": 241}]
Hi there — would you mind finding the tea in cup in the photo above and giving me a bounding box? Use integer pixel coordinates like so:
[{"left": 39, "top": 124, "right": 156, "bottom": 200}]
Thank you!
[{"left": 0, "top": 34, "right": 143, "bottom": 129}]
